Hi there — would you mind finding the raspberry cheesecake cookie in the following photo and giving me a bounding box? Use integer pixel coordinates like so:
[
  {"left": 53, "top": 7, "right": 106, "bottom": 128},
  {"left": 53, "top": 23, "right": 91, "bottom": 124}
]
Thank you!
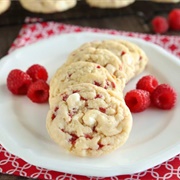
[
  {"left": 66, "top": 47, "right": 126, "bottom": 88},
  {"left": 0, "top": 0, "right": 10, "bottom": 14},
  {"left": 19, "top": 0, "right": 77, "bottom": 13},
  {"left": 46, "top": 83, "right": 132, "bottom": 157},
  {"left": 76, "top": 40, "right": 136, "bottom": 82},
  {"left": 85, "top": 0, "right": 135, "bottom": 8},
  {"left": 49, "top": 61, "right": 122, "bottom": 103}
]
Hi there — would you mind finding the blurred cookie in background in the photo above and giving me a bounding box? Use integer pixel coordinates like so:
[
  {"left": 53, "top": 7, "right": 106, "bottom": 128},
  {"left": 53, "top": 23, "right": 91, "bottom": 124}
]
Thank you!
[
  {"left": 19, "top": 0, "right": 77, "bottom": 13},
  {"left": 0, "top": 0, "right": 11, "bottom": 14},
  {"left": 85, "top": 0, "right": 135, "bottom": 8}
]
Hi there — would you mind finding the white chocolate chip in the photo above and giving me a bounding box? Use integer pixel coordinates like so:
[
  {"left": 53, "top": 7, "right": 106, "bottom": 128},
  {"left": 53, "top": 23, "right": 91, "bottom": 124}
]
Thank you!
[
  {"left": 105, "top": 64, "right": 116, "bottom": 74},
  {"left": 88, "top": 117, "right": 96, "bottom": 126},
  {"left": 83, "top": 110, "right": 97, "bottom": 126},
  {"left": 67, "top": 93, "right": 80, "bottom": 108},
  {"left": 122, "top": 54, "right": 133, "bottom": 65}
]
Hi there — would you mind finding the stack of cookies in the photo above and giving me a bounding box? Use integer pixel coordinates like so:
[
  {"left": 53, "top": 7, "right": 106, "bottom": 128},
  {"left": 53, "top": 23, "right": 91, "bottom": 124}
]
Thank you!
[{"left": 46, "top": 39, "right": 148, "bottom": 157}]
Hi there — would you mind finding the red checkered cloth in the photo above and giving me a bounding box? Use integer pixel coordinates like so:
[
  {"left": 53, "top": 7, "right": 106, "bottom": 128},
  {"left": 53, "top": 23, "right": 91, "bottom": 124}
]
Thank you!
[{"left": 1, "top": 21, "right": 180, "bottom": 180}]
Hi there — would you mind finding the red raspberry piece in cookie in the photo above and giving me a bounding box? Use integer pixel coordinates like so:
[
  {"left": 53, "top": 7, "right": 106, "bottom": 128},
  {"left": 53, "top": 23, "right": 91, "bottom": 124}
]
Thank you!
[
  {"left": 125, "top": 89, "right": 151, "bottom": 113},
  {"left": 26, "top": 64, "right": 48, "bottom": 82},
  {"left": 7, "top": 69, "right": 32, "bottom": 95},
  {"left": 151, "top": 16, "right": 169, "bottom": 34},
  {"left": 168, "top": 9, "right": 180, "bottom": 31},
  {"left": 69, "top": 133, "right": 79, "bottom": 145},
  {"left": 27, "top": 80, "right": 49, "bottom": 103},
  {"left": 151, "top": 84, "right": 177, "bottom": 110},
  {"left": 51, "top": 107, "right": 59, "bottom": 121},
  {"left": 136, "top": 75, "right": 159, "bottom": 94}
]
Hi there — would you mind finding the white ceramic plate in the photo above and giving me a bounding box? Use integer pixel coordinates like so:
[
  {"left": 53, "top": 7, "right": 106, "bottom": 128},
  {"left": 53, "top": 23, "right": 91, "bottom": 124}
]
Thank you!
[{"left": 0, "top": 32, "right": 179, "bottom": 177}]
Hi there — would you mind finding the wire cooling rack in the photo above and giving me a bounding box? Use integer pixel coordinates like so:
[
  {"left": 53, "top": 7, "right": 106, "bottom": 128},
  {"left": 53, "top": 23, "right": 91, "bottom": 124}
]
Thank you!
[{"left": 0, "top": 0, "right": 180, "bottom": 27}]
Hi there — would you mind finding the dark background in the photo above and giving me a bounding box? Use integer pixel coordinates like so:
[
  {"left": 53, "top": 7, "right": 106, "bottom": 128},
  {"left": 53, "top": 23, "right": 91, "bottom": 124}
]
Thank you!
[{"left": 0, "top": 0, "right": 180, "bottom": 59}]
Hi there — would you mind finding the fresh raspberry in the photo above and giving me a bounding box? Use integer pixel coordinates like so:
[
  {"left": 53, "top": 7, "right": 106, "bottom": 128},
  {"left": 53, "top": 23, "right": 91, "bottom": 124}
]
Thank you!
[
  {"left": 7, "top": 69, "right": 32, "bottom": 95},
  {"left": 125, "top": 89, "right": 151, "bottom": 113},
  {"left": 151, "top": 84, "right": 177, "bottom": 110},
  {"left": 136, "top": 75, "right": 159, "bottom": 94},
  {"left": 27, "top": 80, "right": 49, "bottom": 103},
  {"left": 151, "top": 16, "right": 169, "bottom": 34},
  {"left": 168, "top": 9, "right": 180, "bottom": 31},
  {"left": 26, "top": 64, "right": 48, "bottom": 82}
]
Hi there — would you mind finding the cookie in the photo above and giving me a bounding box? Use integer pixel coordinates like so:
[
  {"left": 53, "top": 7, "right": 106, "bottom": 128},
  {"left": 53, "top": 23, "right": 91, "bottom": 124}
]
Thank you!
[
  {"left": 49, "top": 61, "right": 123, "bottom": 103},
  {"left": 85, "top": 0, "right": 135, "bottom": 8},
  {"left": 0, "top": 0, "right": 10, "bottom": 14},
  {"left": 19, "top": 0, "right": 77, "bottom": 13},
  {"left": 79, "top": 40, "right": 136, "bottom": 82},
  {"left": 46, "top": 83, "right": 132, "bottom": 157},
  {"left": 66, "top": 47, "right": 126, "bottom": 87}
]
